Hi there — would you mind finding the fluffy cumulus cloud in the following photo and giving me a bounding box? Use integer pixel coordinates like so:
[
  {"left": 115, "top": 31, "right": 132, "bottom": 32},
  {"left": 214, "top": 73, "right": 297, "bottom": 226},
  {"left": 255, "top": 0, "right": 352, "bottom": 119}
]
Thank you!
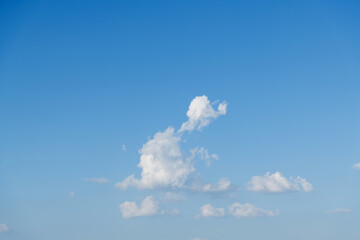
[
  {"left": 84, "top": 178, "right": 109, "bottom": 184},
  {"left": 326, "top": 208, "right": 351, "bottom": 213},
  {"left": 115, "top": 96, "right": 230, "bottom": 192},
  {"left": 198, "top": 204, "right": 225, "bottom": 217},
  {"left": 228, "top": 203, "right": 277, "bottom": 218},
  {"left": 246, "top": 172, "right": 313, "bottom": 193},
  {"left": 179, "top": 95, "right": 227, "bottom": 132},
  {"left": 0, "top": 224, "right": 9, "bottom": 234},
  {"left": 352, "top": 163, "right": 360, "bottom": 170},
  {"left": 119, "top": 196, "right": 159, "bottom": 218},
  {"left": 115, "top": 127, "right": 194, "bottom": 190}
]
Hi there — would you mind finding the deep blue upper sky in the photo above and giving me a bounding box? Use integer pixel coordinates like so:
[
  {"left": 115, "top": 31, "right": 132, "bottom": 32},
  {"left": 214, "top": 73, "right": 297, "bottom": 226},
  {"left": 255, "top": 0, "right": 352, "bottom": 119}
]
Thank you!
[{"left": 1, "top": 1, "right": 359, "bottom": 240}]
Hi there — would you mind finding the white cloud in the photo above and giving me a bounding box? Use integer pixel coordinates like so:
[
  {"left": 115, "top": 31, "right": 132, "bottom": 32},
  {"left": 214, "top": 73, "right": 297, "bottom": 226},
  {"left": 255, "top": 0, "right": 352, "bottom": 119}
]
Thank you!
[
  {"left": 352, "top": 163, "right": 360, "bottom": 170},
  {"left": 122, "top": 144, "right": 127, "bottom": 151},
  {"left": 246, "top": 172, "right": 313, "bottom": 193},
  {"left": 119, "top": 196, "right": 179, "bottom": 218},
  {"left": 84, "top": 178, "right": 109, "bottom": 184},
  {"left": 190, "top": 147, "right": 219, "bottom": 167},
  {"left": 115, "top": 127, "right": 194, "bottom": 190},
  {"left": 119, "top": 196, "right": 159, "bottom": 218},
  {"left": 189, "top": 178, "right": 232, "bottom": 193},
  {"left": 161, "top": 192, "right": 187, "bottom": 202},
  {"left": 326, "top": 208, "right": 351, "bottom": 213},
  {"left": 197, "top": 202, "right": 276, "bottom": 218},
  {"left": 179, "top": 95, "right": 227, "bottom": 132},
  {"left": 294, "top": 176, "right": 314, "bottom": 192},
  {"left": 69, "top": 192, "right": 75, "bottom": 198},
  {"left": 115, "top": 96, "right": 230, "bottom": 192},
  {"left": 197, "top": 204, "right": 225, "bottom": 217},
  {"left": 228, "top": 203, "right": 277, "bottom": 218},
  {"left": 0, "top": 224, "right": 9, "bottom": 234}
]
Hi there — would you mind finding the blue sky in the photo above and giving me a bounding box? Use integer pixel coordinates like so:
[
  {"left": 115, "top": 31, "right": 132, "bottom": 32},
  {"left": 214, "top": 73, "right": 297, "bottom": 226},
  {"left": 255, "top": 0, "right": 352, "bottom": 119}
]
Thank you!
[{"left": 0, "top": 0, "right": 360, "bottom": 239}]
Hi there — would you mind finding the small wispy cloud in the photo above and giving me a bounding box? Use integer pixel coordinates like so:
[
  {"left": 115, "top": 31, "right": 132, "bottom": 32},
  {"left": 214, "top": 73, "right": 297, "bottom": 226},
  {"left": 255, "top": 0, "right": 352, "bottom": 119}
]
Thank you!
[
  {"left": 228, "top": 203, "right": 278, "bottom": 218},
  {"left": 197, "top": 204, "right": 225, "bottom": 218},
  {"left": 352, "top": 163, "right": 360, "bottom": 170},
  {"left": 69, "top": 192, "right": 75, "bottom": 198},
  {"left": 84, "top": 178, "right": 109, "bottom": 184},
  {"left": 0, "top": 224, "right": 9, "bottom": 234},
  {"left": 160, "top": 208, "right": 181, "bottom": 216},
  {"left": 161, "top": 192, "right": 187, "bottom": 202},
  {"left": 122, "top": 144, "right": 127, "bottom": 151},
  {"left": 190, "top": 147, "right": 219, "bottom": 167},
  {"left": 119, "top": 196, "right": 180, "bottom": 219},
  {"left": 119, "top": 196, "right": 158, "bottom": 218},
  {"left": 326, "top": 208, "right": 351, "bottom": 213},
  {"left": 196, "top": 202, "right": 277, "bottom": 218},
  {"left": 188, "top": 178, "right": 232, "bottom": 193}
]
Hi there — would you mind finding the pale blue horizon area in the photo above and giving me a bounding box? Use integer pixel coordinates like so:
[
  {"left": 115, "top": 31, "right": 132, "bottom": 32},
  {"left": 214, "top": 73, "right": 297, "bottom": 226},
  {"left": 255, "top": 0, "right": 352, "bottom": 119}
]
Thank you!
[{"left": 1, "top": 1, "right": 360, "bottom": 240}]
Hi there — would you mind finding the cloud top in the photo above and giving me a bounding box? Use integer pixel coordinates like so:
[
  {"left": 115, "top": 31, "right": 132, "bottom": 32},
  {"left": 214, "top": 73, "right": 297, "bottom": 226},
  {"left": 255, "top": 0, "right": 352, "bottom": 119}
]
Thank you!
[{"left": 179, "top": 95, "right": 227, "bottom": 132}]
